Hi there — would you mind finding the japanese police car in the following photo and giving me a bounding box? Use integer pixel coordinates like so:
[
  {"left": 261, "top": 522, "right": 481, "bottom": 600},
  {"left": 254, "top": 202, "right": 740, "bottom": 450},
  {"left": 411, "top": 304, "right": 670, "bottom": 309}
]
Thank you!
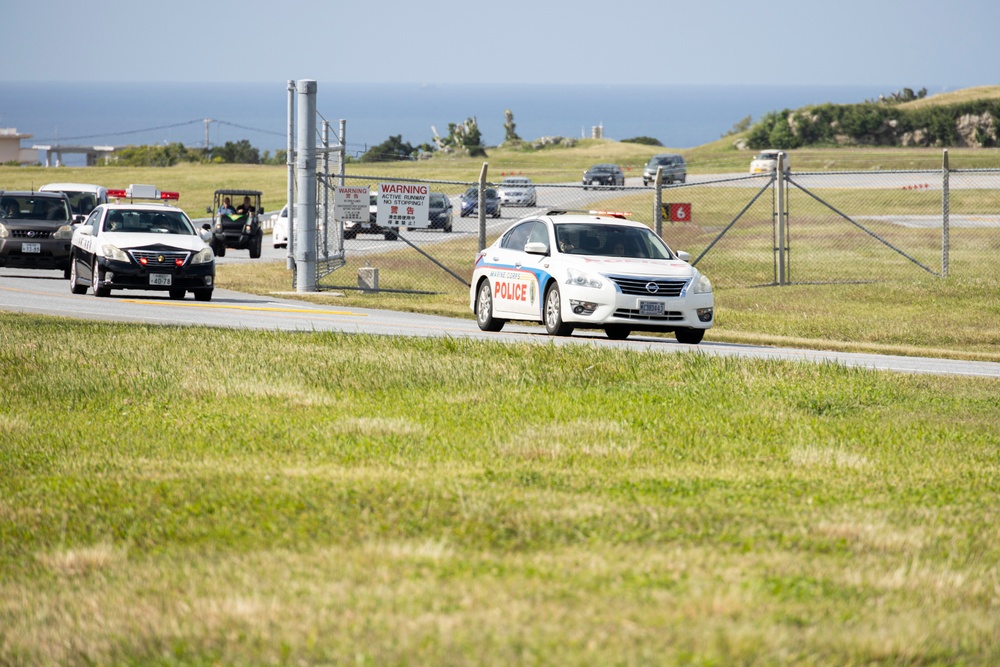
[
  {"left": 69, "top": 185, "right": 216, "bottom": 300},
  {"left": 470, "top": 211, "right": 713, "bottom": 343}
]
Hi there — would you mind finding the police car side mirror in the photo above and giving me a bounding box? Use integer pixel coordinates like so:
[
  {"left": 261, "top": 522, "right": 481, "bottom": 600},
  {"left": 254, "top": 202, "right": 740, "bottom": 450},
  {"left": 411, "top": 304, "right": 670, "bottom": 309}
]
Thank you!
[
  {"left": 524, "top": 241, "right": 549, "bottom": 256},
  {"left": 676, "top": 250, "right": 691, "bottom": 262},
  {"left": 78, "top": 224, "right": 94, "bottom": 236}
]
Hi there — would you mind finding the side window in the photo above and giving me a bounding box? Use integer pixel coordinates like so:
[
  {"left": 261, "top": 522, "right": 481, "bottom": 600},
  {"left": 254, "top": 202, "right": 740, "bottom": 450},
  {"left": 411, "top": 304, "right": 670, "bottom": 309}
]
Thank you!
[
  {"left": 501, "top": 222, "right": 533, "bottom": 251},
  {"left": 85, "top": 209, "right": 102, "bottom": 235}
]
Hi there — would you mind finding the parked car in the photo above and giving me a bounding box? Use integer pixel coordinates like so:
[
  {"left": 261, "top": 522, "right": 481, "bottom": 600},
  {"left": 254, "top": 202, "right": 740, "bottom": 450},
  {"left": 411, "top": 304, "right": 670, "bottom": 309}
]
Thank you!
[
  {"left": 427, "top": 192, "right": 453, "bottom": 232},
  {"left": 0, "top": 190, "right": 75, "bottom": 277},
  {"left": 38, "top": 182, "right": 109, "bottom": 224},
  {"left": 750, "top": 149, "right": 791, "bottom": 174},
  {"left": 460, "top": 187, "right": 501, "bottom": 218},
  {"left": 642, "top": 154, "right": 687, "bottom": 186},
  {"left": 70, "top": 185, "right": 215, "bottom": 301},
  {"left": 582, "top": 164, "right": 625, "bottom": 189},
  {"left": 206, "top": 189, "right": 264, "bottom": 258},
  {"left": 271, "top": 204, "right": 290, "bottom": 248},
  {"left": 344, "top": 193, "right": 399, "bottom": 240},
  {"left": 497, "top": 177, "right": 537, "bottom": 207},
  {"left": 470, "top": 211, "right": 713, "bottom": 343}
]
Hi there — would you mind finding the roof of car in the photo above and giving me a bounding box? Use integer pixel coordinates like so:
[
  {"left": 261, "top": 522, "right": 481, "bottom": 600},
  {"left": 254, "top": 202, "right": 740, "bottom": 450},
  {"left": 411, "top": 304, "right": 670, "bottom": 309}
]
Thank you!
[
  {"left": 0, "top": 190, "right": 69, "bottom": 198},
  {"left": 213, "top": 189, "right": 263, "bottom": 196},
  {"left": 102, "top": 202, "right": 188, "bottom": 213},
  {"left": 540, "top": 211, "right": 644, "bottom": 226},
  {"left": 39, "top": 183, "right": 107, "bottom": 192}
]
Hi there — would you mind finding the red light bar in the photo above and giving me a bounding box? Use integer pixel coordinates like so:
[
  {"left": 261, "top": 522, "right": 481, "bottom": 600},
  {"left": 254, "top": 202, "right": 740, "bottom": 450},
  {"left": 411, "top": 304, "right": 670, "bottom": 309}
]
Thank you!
[
  {"left": 107, "top": 189, "right": 128, "bottom": 198},
  {"left": 160, "top": 191, "right": 180, "bottom": 200},
  {"left": 588, "top": 210, "right": 632, "bottom": 218}
]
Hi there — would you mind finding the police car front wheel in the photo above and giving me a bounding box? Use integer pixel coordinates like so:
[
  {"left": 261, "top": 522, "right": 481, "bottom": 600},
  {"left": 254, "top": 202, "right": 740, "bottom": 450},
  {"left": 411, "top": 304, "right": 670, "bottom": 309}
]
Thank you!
[{"left": 544, "top": 285, "right": 574, "bottom": 337}]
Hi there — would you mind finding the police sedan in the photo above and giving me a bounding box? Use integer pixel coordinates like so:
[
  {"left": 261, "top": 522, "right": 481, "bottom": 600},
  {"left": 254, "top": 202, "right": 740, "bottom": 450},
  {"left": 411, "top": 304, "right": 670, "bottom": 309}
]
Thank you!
[
  {"left": 69, "top": 187, "right": 216, "bottom": 300},
  {"left": 470, "top": 211, "right": 713, "bottom": 343}
]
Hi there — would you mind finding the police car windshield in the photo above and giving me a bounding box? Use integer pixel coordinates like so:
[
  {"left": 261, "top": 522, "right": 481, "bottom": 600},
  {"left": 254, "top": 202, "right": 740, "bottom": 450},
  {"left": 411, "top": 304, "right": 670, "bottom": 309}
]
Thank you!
[
  {"left": 554, "top": 223, "right": 674, "bottom": 259},
  {"left": 104, "top": 209, "right": 195, "bottom": 235}
]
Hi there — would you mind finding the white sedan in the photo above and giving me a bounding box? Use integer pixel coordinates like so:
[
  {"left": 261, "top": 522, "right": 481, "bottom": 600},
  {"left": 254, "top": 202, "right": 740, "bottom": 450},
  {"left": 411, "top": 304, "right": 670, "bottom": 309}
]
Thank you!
[
  {"left": 470, "top": 212, "right": 713, "bottom": 343},
  {"left": 750, "top": 149, "right": 790, "bottom": 174},
  {"left": 271, "top": 204, "right": 289, "bottom": 248},
  {"left": 70, "top": 193, "right": 215, "bottom": 301}
]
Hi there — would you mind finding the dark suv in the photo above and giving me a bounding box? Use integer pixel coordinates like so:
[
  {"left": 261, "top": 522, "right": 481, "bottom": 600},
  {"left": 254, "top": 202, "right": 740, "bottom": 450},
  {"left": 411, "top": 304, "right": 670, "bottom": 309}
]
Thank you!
[
  {"left": 582, "top": 164, "right": 625, "bottom": 189},
  {"left": 0, "top": 191, "right": 75, "bottom": 277},
  {"left": 642, "top": 153, "right": 687, "bottom": 185}
]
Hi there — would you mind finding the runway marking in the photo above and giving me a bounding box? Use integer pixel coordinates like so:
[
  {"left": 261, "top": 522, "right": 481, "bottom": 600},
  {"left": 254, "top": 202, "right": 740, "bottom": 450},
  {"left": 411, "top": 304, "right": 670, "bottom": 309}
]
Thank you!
[{"left": 121, "top": 300, "right": 367, "bottom": 316}]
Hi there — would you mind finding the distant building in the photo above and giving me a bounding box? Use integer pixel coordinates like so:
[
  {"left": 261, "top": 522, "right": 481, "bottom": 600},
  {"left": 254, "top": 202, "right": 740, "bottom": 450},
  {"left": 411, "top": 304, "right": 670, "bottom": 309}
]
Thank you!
[{"left": 0, "top": 128, "right": 36, "bottom": 165}]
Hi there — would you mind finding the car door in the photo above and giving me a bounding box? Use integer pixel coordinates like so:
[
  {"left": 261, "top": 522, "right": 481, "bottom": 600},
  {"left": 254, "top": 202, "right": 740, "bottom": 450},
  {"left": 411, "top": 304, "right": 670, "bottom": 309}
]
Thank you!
[
  {"left": 488, "top": 220, "right": 546, "bottom": 319},
  {"left": 73, "top": 208, "right": 104, "bottom": 281}
]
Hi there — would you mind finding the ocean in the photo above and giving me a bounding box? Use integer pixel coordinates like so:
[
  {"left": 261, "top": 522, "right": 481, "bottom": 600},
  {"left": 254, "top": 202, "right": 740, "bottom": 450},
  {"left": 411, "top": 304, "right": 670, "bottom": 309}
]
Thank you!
[{"left": 1, "top": 81, "right": 900, "bottom": 166}]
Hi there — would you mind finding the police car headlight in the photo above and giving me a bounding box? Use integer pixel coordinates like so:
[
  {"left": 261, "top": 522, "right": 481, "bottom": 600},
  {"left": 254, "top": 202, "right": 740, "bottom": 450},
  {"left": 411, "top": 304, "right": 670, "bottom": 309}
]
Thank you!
[
  {"left": 191, "top": 247, "right": 214, "bottom": 265},
  {"left": 566, "top": 267, "right": 603, "bottom": 289},
  {"left": 101, "top": 244, "right": 130, "bottom": 262},
  {"left": 53, "top": 225, "right": 74, "bottom": 240},
  {"left": 0, "top": 223, "right": 8, "bottom": 238},
  {"left": 693, "top": 274, "right": 712, "bottom": 294}
]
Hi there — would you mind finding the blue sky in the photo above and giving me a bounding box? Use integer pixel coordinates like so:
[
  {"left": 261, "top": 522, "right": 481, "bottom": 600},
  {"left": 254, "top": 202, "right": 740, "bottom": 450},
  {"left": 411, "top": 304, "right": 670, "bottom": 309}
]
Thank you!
[{"left": 4, "top": 0, "right": 999, "bottom": 88}]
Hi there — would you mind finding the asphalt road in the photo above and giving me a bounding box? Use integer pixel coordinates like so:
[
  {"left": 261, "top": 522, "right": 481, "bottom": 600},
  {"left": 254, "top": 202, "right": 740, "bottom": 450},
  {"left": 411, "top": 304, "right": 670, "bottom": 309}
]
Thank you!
[{"left": 2, "top": 267, "right": 998, "bottom": 379}]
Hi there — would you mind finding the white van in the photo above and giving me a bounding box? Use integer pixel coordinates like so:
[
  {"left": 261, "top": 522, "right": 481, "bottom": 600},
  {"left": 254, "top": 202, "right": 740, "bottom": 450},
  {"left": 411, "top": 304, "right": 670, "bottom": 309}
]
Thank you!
[{"left": 38, "top": 183, "right": 109, "bottom": 223}]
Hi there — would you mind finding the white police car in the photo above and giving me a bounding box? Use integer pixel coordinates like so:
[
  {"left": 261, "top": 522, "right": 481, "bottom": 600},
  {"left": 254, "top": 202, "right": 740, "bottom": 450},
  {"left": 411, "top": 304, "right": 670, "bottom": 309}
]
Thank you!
[
  {"left": 69, "top": 185, "right": 216, "bottom": 300},
  {"left": 470, "top": 211, "right": 713, "bottom": 343}
]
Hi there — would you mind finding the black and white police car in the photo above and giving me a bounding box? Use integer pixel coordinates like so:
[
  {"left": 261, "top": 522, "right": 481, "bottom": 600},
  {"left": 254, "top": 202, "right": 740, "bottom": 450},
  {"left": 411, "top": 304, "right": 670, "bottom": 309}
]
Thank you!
[
  {"left": 470, "top": 210, "right": 713, "bottom": 343},
  {"left": 69, "top": 185, "right": 216, "bottom": 300}
]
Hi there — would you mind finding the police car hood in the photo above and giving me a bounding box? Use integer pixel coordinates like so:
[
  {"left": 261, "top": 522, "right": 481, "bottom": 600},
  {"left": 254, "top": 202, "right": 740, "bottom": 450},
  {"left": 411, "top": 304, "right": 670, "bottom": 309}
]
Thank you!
[
  {"left": 568, "top": 255, "right": 696, "bottom": 278},
  {"left": 101, "top": 232, "right": 208, "bottom": 253}
]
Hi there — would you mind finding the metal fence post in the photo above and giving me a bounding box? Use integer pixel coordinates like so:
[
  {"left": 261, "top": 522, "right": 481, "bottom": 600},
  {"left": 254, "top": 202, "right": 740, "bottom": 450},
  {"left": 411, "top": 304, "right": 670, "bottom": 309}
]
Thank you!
[
  {"left": 776, "top": 153, "right": 786, "bottom": 285},
  {"left": 338, "top": 120, "right": 346, "bottom": 187},
  {"left": 295, "top": 79, "right": 317, "bottom": 292},
  {"left": 942, "top": 148, "right": 950, "bottom": 278},
  {"left": 478, "top": 162, "right": 488, "bottom": 251},
  {"left": 321, "top": 120, "right": 330, "bottom": 262},
  {"left": 654, "top": 166, "right": 663, "bottom": 237}
]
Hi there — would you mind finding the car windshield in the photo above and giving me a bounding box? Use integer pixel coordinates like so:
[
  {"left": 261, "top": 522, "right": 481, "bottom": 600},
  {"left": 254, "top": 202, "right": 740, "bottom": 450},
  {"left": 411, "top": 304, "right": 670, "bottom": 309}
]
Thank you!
[
  {"left": 554, "top": 223, "right": 674, "bottom": 259},
  {"left": 755, "top": 152, "right": 780, "bottom": 160},
  {"left": 590, "top": 166, "right": 613, "bottom": 173},
  {"left": 0, "top": 195, "right": 70, "bottom": 222},
  {"left": 502, "top": 179, "right": 529, "bottom": 186},
  {"left": 429, "top": 194, "right": 448, "bottom": 206},
  {"left": 104, "top": 209, "right": 195, "bottom": 234}
]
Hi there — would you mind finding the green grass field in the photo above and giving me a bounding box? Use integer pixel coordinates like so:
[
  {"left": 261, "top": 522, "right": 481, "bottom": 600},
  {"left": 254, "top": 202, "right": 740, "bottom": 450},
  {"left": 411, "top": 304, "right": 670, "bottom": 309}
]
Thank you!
[{"left": 1, "top": 315, "right": 998, "bottom": 665}]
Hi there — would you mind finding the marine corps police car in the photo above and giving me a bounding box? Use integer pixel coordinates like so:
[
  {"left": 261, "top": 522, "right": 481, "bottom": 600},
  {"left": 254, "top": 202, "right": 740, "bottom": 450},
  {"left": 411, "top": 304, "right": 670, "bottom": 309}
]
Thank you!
[
  {"left": 69, "top": 185, "right": 215, "bottom": 300},
  {"left": 470, "top": 211, "right": 713, "bottom": 343}
]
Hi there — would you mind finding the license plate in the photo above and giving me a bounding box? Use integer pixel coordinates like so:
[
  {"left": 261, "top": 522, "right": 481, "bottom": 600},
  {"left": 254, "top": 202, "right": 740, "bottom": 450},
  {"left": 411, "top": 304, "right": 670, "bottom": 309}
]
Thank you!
[
  {"left": 21, "top": 243, "right": 40, "bottom": 253},
  {"left": 149, "top": 273, "right": 172, "bottom": 286},
  {"left": 639, "top": 300, "right": 665, "bottom": 316}
]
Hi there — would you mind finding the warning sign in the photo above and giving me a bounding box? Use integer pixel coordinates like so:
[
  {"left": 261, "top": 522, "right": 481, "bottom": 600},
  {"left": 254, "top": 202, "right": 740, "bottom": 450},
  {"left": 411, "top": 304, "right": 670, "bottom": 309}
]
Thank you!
[
  {"left": 377, "top": 183, "right": 430, "bottom": 229},
  {"left": 661, "top": 202, "right": 692, "bottom": 223},
  {"left": 334, "top": 186, "right": 370, "bottom": 222}
]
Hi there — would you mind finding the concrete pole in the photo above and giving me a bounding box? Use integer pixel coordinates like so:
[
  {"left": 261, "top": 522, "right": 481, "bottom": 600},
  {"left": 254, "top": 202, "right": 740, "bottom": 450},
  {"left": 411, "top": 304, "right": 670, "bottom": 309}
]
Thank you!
[
  {"left": 776, "top": 153, "right": 786, "bottom": 285},
  {"left": 942, "top": 148, "right": 950, "bottom": 278},
  {"left": 286, "top": 81, "right": 296, "bottom": 271},
  {"left": 295, "top": 79, "right": 317, "bottom": 292}
]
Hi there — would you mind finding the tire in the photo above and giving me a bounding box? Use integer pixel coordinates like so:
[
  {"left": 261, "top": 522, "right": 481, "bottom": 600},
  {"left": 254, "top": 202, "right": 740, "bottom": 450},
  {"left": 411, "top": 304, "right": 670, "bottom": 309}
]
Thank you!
[
  {"left": 604, "top": 325, "right": 631, "bottom": 340},
  {"left": 493, "top": 206, "right": 501, "bottom": 218},
  {"left": 344, "top": 230, "right": 356, "bottom": 239},
  {"left": 213, "top": 240, "right": 226, "bottom": 257},
  {"left": 543, "top": 284, "right": 574, "bottom": 336},
  {"left": 92, "top": 258, "right": 110, "bottom": 297},
  {"left": 444, "top": 221, "right": 452, "bottom": 233},
  {"left": 63, "top": 264, "right": 71, "bottom": 280},
  {"left": 384, "top": 230, "right": 397, "bottom": 241},
  {"left": 169, "top": 289, "right": 186, "bottom": 300},
  {"left": 675, "top": 328, "right": 705, "bottom": 345},
  {"left": 193, "top": 289, "right": 213, "bottom": 302},
  {"left": 475, "top": 280, "right": 505, "bottom": 332},
  {"left": 249, "top": 233, "right": 262, "bottom": 259},
  {"left": 69, "top": 255, "right": 87, "bottom": 294}
]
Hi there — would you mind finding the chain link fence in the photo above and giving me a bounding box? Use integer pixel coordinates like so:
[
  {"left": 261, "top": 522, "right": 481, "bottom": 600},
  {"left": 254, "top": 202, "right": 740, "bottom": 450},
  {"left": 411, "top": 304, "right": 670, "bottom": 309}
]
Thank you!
[{"left": 295, "top": 162, "right": 1000, "bottom": 297}]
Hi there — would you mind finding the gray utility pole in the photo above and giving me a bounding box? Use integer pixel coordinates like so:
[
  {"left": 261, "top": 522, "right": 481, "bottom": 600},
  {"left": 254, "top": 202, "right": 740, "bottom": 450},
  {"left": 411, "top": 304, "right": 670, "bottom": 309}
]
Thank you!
[{"left": 295, "top": 80, "right": 317, "bottom": 292}]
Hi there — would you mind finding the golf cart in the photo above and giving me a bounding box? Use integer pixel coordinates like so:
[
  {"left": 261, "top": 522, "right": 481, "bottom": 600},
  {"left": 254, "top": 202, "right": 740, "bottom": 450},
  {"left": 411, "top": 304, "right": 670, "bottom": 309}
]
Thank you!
[{"left": 206, "top": 189, "right": 264, "bottom": 258}]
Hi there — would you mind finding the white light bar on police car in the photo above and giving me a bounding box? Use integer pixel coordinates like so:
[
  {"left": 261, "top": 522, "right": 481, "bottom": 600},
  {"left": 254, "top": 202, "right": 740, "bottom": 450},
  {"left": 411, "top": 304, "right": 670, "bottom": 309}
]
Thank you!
[{"left": 107, "top": 185, "right": 180, "bottom": 201}]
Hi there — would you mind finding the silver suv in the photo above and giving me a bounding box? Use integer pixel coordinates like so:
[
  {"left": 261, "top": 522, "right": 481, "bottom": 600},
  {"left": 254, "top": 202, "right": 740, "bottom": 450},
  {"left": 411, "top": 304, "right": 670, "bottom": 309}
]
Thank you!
[{"left": 642, "top": 153, "right": 687, "bottom": 186}]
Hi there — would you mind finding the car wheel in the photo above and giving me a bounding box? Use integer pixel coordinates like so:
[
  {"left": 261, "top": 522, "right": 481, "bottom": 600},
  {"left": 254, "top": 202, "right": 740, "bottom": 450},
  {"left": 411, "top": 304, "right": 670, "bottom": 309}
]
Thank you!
[
  {"left": 193, "top": 289, "right": 213, "bottom": 302},
  {"left": 543, "top": 284, "right": 574, "bottom": 336},
  {"left": 444, "top": 221, "right": 452, "bottom": 233},
  {"left": 344, "top": 230, "right": 356, "bottom": 239},
  {"left": 69, "top": 256, "right": 87, "bottom": 294},
  {"left": 213, "top": 240, "right": 226, "bottom": 257},
  {"left": 476, "top": 280, "right": 505, "bottom": 332},
  {"left": 604, "top": 325, "right": 631, "bottom": 340},
  {"left": 494, "top": 206, "right": 501, "bottom": 218},
  {"left": 91, "top": 258, "right": 110, "bottom": 297},
  {"left": 675, "top": 328, "right": 705, "bottom": 345},
  {"left": 249, "top": 233, "right": 262, "bottom": 259},
  {"left": 169, "top": 289, "right": 186, "bottom": 300}
]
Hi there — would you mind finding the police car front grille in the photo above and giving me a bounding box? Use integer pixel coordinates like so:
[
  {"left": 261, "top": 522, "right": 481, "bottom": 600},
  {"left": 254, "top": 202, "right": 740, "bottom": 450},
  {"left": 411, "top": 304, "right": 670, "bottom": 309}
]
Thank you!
[
  {"left": 129, "top": 250, "right": 189, "bottom": 267},
  {"left": 608, "top": 276, "right": 688, "bottom": 297},
  {"left": 614, "top": 308, "right": 685, "bottom": 322},
  {"left": 12, "top": 230, "right": 53, "bottom": 239}
]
